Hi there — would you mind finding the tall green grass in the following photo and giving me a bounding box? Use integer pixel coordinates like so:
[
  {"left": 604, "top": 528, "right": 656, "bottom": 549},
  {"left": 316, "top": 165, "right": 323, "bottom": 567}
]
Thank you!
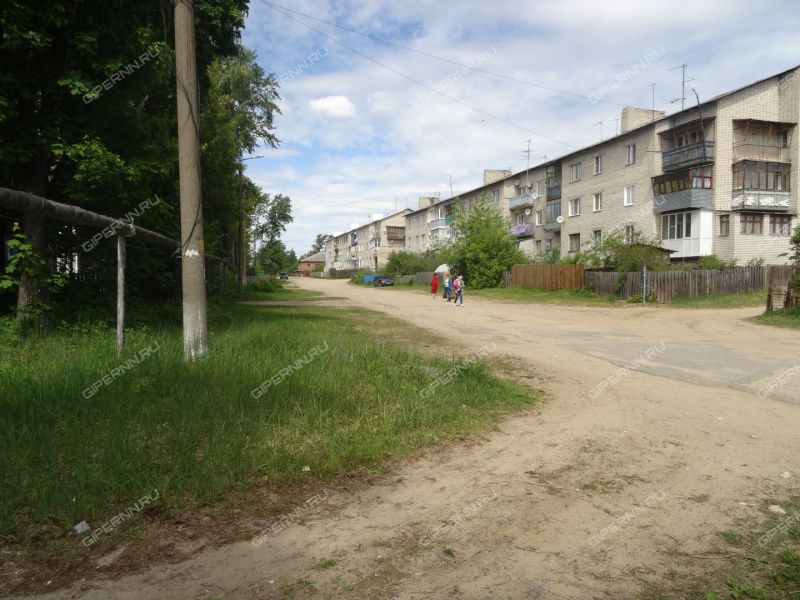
[{"left": 0, "top": 300, "right": 535, "bottom": 546}]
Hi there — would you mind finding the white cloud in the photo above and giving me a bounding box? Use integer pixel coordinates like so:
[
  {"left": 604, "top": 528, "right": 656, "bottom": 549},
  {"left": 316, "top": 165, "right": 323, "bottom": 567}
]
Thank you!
[
  {"left": 242, "top": 0, "right": 800, "bottom": 254},
  {"left": 309, "top": 95, "right": 357, "bottom": 118}
]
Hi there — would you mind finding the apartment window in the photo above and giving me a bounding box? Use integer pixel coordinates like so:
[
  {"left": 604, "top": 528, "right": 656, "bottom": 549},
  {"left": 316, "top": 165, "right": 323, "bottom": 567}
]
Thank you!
[
  {"left": 491, "top": 190, "right": 500, "bottom": 205},
  {"left": 536, "top": 179, "right": 545, "bottom": 196},
  {"left": 733, "top": 161, "right": 790, "bottom": 192},
  {"left": 568, "top": 198, "right": 581, "bottom": 217},
  {"left": 740, "top": 213, "right": 764, "bottom": 235},
  {"left": 569, "top": 162, "right": 581, "bottom": 183},
  {"left": 515, "top": 212, "right": 525, "bottom": 225},
  {"left": 661, "top": 212, "right": 693, "bottom": 240},
  {"left": 535, "top": 210, "right": 543, "bottom": 226},
  {"left": 592, "top": 229, "right": 602, "bottom": 243},
  {"left": 626, "top": 144, "right": 636, "bottom": 165},
  {"left": 594, "top": 155, "right": 603, "bottom": 175},
  {"left": 624, "top": 225, "right": 635, "bottom": 243},
  {"left": 592, "top": 192, "right": 603, "bottom": 212},
  {"left": 771, "top": 214, "right": 791, "bottom": 236},
  {"left": 569, "top": 233, "right": 580, "bottom": 252},
  {"left": 719, "top": 214, "right": 730, "bottom": 236},
  {"left": 782, "top": 130, "right": 789, "bottom": 148},
  {"left": 545, "top": 239, "right": 553, "bottom": 251},
  {"left": 652, "top": 166, "right": 713, "bottom": 195},
  {"left": 623, "top": 185, "right": 635, "bottom": 206},
  {"left": 535, "top": 240, "right": 543, "bottom": 254}
]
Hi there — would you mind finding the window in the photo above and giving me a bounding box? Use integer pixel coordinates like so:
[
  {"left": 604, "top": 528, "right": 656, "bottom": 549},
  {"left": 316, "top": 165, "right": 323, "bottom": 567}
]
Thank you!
[
  {"left": 569, "top": 162, "right": 581, "bottom": 183},
  {"left": 592, "top": 229, "right": 602, "bottom": 242},
  {"left": 535, "top": 240, "right": 542, "bottom": 254},
  {"left": 624, "top": 225, "right": 635, "bottom": 243},
  {"left": 568, "top": 198, "right": 581, "bottom": 217},
  {"left": 594, "top": 155, "right": 603, "bottom": 175},
  {"left": 491, "top": 190, "right": 500, "bottom": 205},
  {"left": 740, "top": 213, "right": 764, "bottom": 235},
  {"left": 535, "top": 210, "right": 543, "bottom": 226},
  {"left": 771, "top": 214, "right": 791, "bottom": 236},
  {"left": 652, "top": 166, "right": 713, "bottom": 195},
  {"left": 719, "top": 214, "right": 730, "bottom": 236},
  {"left": 569, "top": 233, "right": 580, "bottom": 252},
  {"left": 536, "top": 179, "right": 545, "bottom": 196},
  {"left": 592, "top": 192, "right": 603, "bottom": 212},
  {"left": 545, "top": 239, "right": 552, "bottom": 251},
  {"left": 661, "top": 212, "right": 693, "bottom": 240},
  {"left": 623, "top": 185, "right": 635, "bottom": 206},
  {"left": 782, "top": 130, "right": 789, "bottom": 149},
  {"left": 545, "top": 201, "right": 561, "bottom": 222},
  {"left": 732, "top": 161, "right": 790, "bottom": 192},
  {"left": 626, "top": 144, "right": 636, "bottom": 165}
]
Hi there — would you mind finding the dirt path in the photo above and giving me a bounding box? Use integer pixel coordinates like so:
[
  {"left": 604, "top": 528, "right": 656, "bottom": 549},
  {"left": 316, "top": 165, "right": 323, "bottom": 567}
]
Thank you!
[{"left": 22, "top": 281, "right": 800, "bottom": 599}]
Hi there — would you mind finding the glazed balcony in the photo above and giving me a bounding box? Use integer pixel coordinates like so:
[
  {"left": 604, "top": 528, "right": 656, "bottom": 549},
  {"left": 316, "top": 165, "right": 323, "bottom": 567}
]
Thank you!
[{"left": 661, "top": 141, "right": 714, "bottom": 173}]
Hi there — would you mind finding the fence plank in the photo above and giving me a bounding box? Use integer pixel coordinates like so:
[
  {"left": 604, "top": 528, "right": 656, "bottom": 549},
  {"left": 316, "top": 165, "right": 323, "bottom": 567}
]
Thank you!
[{"left": 510, "top": 264, "right": 585, "bottom": 291}]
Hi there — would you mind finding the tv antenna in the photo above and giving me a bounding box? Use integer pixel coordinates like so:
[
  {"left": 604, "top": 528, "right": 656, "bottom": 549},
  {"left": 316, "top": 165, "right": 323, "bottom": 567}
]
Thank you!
[
  {"left": 595, "top": 121, "right": 603, "bottom": 141},
  {"left": 669, "top": 64, "right": 702, "bottom": 110}
]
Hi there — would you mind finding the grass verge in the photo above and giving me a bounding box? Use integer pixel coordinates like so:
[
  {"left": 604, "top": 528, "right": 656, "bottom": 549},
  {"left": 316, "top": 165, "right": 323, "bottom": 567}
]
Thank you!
[
  {"left": 0, "top": 290, "right": 537, "bottom": 558},
  {"left": 639, "top": 497, "right": 800, "bottom": 599},
  {"left": 755, "top": 307, "right": 800, "bottom": 329},
  {"left": 669, "top": 288, "right": 767, "bottom": 309}
]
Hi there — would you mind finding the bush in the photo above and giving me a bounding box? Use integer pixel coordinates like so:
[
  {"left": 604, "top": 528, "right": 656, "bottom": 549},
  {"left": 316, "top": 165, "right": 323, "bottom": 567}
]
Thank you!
[
  {"left": 248, "top": 279, "right": 283, "bottom": 293},
  {"left": 697, "top": 255, "right": 737, "bottom": 270}
]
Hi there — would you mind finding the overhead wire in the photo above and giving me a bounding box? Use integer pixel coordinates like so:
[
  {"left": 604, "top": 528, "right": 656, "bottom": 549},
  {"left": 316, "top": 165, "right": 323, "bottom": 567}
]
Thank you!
[{"left": 259, "top": 0, "right": 581, "bottom": 148}]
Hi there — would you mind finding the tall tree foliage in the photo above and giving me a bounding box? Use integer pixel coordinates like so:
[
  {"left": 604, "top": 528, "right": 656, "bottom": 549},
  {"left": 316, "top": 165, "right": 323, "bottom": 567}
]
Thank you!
[
  {"left": 0, "top": 0, "right": 290, "bottom": 315},
  {"left": 449, "top": 198, "right": 527, "bottom": 288}
]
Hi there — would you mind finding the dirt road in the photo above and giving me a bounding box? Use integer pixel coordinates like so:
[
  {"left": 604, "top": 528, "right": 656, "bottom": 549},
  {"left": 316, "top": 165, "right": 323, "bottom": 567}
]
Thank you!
[{"left": 25, "top": 280, "right": 799, "bottom": 599}]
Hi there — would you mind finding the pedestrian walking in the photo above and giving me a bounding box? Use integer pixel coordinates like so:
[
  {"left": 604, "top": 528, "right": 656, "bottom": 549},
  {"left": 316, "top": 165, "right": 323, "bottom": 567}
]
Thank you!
[
  {"left": 454, "top": 274, "right": 465, "bottom": 306},
  {"left": 430, "top": 272, "right": 439, "bottom": 300},
  {"left": 443, "top": 272, "right": 451, "bottom": 301}
]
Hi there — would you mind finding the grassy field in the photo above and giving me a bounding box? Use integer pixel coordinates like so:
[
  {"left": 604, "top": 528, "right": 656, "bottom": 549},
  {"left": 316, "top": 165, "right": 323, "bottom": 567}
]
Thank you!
[
  {"left": 639, "top": 497, "right": 800, "bottom": 599},
  {"left": 0, "top": 286, "right": 537, "bottom": 551},
  {"left": 754, "top": 307, "right": 800, "bottom": 329},
  {"left": 669, "top": 288, "right": 767, "bottom": 308}
]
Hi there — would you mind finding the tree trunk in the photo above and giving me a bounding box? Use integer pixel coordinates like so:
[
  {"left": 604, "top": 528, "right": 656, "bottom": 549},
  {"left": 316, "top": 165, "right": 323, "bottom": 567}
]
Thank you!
[{"left": 17, "top": 152, "right": 50, "bottom": 325}]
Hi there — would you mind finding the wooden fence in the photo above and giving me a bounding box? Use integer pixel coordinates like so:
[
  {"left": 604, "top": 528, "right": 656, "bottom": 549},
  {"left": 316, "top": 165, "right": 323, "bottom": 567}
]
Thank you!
[
  {"left": 510, "top": 264, "right": 585, "bottom": 291},
  {"left": 507, "top": 264, "right": 791, "bottom": 302},
  {"left": 585, "top": 267, "right": 769, "bottom": 302}
]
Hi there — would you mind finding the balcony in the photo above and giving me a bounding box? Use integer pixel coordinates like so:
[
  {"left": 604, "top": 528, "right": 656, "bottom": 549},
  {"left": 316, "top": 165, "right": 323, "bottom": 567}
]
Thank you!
[
  {"left": 445, "top": 214, "right": 455, "bottom": 225},
  {"left": 731, "top": 190, "right": 790, "bottom": 211},
  {"left": 733, "top": 142, "right": 791, "bottom": 163},
  {"left": 429, "top": 218, "right": 447, "bottom": 229},
  {"left": 661, "top": 141, "right": 714, "bottom": 172},
  {"left": 509, "top": 194, "right": 536, "bottom": 210},
  {"left": 386, "top": 226, "right": 405, "bottom": 242},
  {"left": 546, "top": 183, "right": 561, "bottom": 200},
  {"left": 510, "top": 223, "right": 534, "bottom": 237}
]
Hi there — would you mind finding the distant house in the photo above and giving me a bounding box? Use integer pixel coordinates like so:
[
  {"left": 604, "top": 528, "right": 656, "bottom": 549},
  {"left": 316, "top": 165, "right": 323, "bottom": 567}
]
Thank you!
[{"left": 298, "top": 251, "right": 326, "bottom": 276}]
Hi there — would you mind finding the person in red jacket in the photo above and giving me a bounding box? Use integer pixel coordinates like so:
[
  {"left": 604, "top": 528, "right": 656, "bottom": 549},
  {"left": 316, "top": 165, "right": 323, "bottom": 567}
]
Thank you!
[{"left": 430, "top": 273, "right": 439, "bottom": 300}]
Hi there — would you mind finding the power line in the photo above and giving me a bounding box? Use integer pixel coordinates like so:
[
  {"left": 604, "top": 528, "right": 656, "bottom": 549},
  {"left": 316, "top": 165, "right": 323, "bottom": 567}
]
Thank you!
[
  {"left": 259, "top": 0, "right": 629, "bottom": 109},
  {"left": 260, "top": 1, "right": 580, "bottom": 148}
]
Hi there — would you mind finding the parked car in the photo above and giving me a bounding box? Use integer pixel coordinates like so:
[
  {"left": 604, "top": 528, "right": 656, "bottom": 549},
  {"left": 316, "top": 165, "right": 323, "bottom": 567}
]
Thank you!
[
  {"left": 278, "top": 272, "right": 289, "bottom": 280},
  {"left": 372, "top": 275, "right": 394, "bottom": 287}
]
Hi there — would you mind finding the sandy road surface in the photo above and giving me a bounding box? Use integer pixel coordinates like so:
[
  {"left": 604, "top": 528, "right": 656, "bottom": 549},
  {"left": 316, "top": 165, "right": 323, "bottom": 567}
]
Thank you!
[{"left": 23, "top": 280, "right": 800, "bottom": 599}]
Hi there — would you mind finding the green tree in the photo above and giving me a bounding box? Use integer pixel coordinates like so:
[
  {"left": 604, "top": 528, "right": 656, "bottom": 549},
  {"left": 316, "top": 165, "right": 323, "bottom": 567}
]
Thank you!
[
  {"left": 305, "top": 234, "right": 330, "bottom": 257},
  {"left": 449, "top": 198, "right": 528, "bottom": 288},
  {"left": 584, "top": 229, "right": 669, "bottom": 272}
]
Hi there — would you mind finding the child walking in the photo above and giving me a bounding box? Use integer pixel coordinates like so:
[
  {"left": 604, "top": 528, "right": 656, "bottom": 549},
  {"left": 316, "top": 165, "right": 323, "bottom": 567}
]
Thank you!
[{"left": 453, "top": 274, "right": 465, "bottom": 306}]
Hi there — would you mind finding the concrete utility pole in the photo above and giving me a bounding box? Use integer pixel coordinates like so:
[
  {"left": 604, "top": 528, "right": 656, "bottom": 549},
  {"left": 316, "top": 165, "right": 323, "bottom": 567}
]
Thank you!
[{"left": 174, "top": 0, "right": 208, "bottom": 360}]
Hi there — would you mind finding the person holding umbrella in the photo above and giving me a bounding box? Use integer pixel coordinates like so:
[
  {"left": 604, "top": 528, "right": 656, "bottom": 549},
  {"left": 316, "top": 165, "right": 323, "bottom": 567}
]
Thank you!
[{"left": 430, "top": 272, "right": 439, "bottom": 300}]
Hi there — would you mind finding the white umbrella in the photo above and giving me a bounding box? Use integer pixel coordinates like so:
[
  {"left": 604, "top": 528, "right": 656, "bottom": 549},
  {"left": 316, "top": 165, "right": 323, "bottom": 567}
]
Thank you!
[{"left": 434, "top": 264, "right": 450, "bottom": 273}]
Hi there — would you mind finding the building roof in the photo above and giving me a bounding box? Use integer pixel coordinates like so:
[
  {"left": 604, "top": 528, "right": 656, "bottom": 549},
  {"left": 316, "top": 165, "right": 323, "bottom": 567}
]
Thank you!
[{"left": 300, "top": 251, "right": 326, "bottom": 263}]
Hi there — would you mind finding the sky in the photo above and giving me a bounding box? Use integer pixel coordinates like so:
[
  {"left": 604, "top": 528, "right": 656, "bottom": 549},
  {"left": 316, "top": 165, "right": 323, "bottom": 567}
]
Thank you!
[{"left": 240, "top": 0, "right": 800, "bottom": 256}]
